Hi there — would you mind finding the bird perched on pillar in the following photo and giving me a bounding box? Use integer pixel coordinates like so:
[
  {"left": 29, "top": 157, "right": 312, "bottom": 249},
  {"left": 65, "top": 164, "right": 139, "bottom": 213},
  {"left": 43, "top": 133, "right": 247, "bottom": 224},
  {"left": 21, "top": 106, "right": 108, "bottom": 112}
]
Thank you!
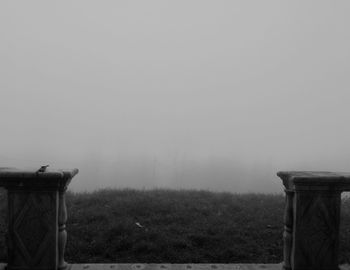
[{"left": 37, "top": 165, "right": 49, "bottom": 173}]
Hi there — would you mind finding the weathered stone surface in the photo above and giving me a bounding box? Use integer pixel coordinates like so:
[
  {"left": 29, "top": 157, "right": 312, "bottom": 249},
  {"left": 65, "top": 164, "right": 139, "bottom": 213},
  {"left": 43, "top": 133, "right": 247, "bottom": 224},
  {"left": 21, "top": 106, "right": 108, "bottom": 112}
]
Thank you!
[
  {"left": 0, "top": 167, "right": 78, "bottom": 191},
  {"left": 10, "top": 192, "right": 58, "bottom": 268},
  {"left": 293, "top": 191, "right": 341, "bottom": 269},
  {"left": 0, "top": 167, "right": 78, "bottom": 270},
  {"left": 70, "top": 264, "right": 283, "bottom": 270},
  {"left": 0, "top": 263, "right": 349, "bottom": 270},
  {"left": 277, "top": 171, "right": 350, "bottom": 270},
  {"left": 277, "top": 171, "right": 350, "bottom": 191}
]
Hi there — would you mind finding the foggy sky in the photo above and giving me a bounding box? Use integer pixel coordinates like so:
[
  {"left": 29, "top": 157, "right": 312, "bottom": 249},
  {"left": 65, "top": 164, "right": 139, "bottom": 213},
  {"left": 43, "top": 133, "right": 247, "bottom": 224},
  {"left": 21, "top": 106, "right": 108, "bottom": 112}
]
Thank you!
[{"left": 1, "top": 1, "right": 350, "bottom": 193}]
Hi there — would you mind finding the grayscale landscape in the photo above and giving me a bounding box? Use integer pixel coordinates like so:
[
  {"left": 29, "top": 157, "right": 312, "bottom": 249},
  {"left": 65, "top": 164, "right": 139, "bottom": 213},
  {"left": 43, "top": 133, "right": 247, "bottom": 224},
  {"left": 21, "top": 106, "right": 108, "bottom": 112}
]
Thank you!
[{"left": 1, "top": 1, "right": 350, "bottom": 266}]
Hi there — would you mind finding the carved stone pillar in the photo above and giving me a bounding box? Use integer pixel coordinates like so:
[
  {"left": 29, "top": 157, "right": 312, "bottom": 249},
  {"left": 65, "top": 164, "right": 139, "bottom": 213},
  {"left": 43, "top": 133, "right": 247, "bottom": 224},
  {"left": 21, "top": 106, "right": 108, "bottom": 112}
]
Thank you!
[
  {"left": 0, "top": 167, "right": 78, "bottom": 270},
  {"left": 277, "top": 171, "right": 350, "bottom": 270}
]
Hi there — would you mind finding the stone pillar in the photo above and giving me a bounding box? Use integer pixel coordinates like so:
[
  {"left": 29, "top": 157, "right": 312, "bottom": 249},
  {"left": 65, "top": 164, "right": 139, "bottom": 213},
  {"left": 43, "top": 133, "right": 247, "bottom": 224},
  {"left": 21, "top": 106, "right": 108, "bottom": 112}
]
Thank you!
[
  {"left": 277, "top": 171, "right": 349, "bottom": 270},
  {"left": 0, "top": 167, "right": 78, "bottom": 270}
]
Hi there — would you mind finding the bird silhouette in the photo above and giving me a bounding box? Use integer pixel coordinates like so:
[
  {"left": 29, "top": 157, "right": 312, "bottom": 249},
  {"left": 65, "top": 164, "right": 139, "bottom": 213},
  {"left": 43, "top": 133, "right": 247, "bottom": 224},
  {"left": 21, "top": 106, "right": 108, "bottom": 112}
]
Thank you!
[{"left": 37, "top": 165, "right": 49, "bottom": 173}]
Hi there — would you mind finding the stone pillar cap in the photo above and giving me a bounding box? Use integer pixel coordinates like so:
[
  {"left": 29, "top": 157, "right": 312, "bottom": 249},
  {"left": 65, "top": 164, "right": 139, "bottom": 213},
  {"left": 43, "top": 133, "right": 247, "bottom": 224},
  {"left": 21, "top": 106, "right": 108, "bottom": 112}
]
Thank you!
[
  {"left": 0, "top": 167, "right": 79, "bottom": 190},
  {"left": 277, "top": 171, "right": 350, "bottom": 191}
]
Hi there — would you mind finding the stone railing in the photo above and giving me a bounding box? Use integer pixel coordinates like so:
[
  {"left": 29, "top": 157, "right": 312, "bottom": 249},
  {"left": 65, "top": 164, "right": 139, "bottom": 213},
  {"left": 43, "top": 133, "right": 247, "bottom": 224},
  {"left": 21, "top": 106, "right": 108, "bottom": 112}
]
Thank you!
[{"left": 0, "top": 169, "right": 349, "bottom": 270}]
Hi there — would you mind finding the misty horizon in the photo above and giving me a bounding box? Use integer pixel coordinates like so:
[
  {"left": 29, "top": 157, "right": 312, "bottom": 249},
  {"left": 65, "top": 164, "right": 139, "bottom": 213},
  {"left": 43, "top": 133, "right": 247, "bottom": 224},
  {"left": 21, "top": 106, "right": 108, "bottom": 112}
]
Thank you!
[{"left": 1, "top": 1, "right": 350, "bottom": 193}]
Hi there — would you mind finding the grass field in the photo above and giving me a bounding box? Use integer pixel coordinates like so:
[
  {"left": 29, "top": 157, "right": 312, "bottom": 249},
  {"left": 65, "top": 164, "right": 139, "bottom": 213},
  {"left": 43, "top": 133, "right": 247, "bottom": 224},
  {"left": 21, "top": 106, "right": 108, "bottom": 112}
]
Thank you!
[{"left": 1, "top": 189, "right": 350, "bottom": 264}]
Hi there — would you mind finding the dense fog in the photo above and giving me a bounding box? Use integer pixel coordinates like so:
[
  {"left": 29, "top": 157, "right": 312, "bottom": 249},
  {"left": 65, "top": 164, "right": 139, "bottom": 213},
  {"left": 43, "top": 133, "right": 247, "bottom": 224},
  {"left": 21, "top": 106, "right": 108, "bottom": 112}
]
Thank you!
[{"left": 1, "top": 1, "right": 350, "bottom": 193}]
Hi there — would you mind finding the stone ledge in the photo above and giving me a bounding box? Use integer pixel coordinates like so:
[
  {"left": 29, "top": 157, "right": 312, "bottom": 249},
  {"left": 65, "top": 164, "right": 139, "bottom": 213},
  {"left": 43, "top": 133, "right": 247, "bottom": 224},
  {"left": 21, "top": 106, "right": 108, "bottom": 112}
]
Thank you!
[
  {"left": 277, "top": 171, "right": 350, "bottom": 191},
  {"left": 0, "top": 167, "right": 78, "bottom": 190},
  {"left": 70, "top": 264, "right": 350, "bottom": 270},
  {"left": 0, "top": 264, "right": 283, "bottom": 270},
  {"left": 71, "top": 265, "right": 281, "bottom": 270},
  {"left": 1, "top": 264, "right": 350, "bottom": 270}
]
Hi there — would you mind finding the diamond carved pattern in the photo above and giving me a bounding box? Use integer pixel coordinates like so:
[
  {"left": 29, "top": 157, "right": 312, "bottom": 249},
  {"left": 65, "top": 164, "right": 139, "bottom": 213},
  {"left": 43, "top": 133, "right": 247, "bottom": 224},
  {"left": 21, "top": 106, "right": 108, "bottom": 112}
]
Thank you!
[
  {"left": 297, "top": 194, "right": 339, "bottom": 267},
  {"left": 13, "top": 193, "right": 55, "bottom": 265}
]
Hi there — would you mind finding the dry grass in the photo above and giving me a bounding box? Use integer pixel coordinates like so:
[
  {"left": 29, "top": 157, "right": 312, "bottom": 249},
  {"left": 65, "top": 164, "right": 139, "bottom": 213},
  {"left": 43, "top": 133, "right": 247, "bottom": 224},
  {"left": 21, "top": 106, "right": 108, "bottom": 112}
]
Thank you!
[{"left": 64, "top": 189, "right": 284, "bottom": 263}]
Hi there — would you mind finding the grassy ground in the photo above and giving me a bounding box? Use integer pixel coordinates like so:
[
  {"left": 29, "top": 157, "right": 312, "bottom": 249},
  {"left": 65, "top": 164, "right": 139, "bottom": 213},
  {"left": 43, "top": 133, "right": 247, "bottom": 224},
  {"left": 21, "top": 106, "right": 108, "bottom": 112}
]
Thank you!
[{"left": 0, "top": 189, "right": 350, "bottom": 264}]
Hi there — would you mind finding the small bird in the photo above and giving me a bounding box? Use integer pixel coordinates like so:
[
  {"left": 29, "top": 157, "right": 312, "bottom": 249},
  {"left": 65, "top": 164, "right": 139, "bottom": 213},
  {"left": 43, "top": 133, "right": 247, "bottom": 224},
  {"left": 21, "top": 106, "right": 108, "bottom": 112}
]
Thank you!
[{"left": 37, "top": 165, "right": 49, "bottom": 173}]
